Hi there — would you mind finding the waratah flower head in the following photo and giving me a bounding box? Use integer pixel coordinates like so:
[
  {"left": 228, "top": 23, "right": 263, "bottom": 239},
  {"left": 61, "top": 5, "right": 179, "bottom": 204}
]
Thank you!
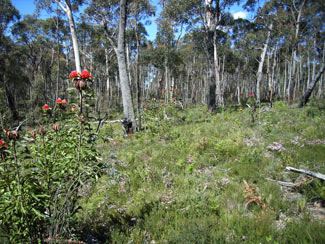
[
  {"left": 42, "top": 104, "right": 50, "bottom": 110},
  {"left": 0, "top": 140, "right": 6, "bottom": 147},
  {"left": 69, "top": 70, "right": 79, "bottom": 79},
  {"left": 81, "top": 69, "right": 91, "bottom": 79}
]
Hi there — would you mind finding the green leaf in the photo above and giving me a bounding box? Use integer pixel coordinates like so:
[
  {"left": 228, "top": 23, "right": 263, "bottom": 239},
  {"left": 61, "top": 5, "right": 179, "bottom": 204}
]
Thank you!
[
  {"left": 66, "top": 87, "right": 75, "bottom": 92},
  {"left": 32, "top": 208, "right": 46, "bottom": 218}
]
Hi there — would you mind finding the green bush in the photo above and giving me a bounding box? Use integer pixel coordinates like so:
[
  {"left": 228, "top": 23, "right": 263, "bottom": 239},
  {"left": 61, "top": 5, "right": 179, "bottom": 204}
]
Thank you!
[{"left": 0, "top": 71, "right": 101, "bottom": 243}]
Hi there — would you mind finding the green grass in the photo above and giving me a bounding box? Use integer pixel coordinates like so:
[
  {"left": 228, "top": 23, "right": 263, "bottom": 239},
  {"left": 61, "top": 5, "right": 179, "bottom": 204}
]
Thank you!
[{"left": 77, "top": 101, "right": 325, "bottom": 243}]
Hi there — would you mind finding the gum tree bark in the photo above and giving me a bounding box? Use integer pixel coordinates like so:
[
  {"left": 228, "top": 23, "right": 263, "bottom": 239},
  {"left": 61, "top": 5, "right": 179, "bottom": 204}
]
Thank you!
[
  {"left": 256, "top": 23, "right": 272, "bottom": 103},
  {"left": 287, "top": 0, "right": 305, "bottom": 102},
  {"left": 134, "top": 0, "right": 142, "bottom": 131},
  {"left": 54, "top": 0, "right": 81, "bottom": 73},
  {"left": 205, "top": 0, "right": 217, "bottom": 112},
  {"left": 117, "top": 0, "right": 136, "bottom": 133}
]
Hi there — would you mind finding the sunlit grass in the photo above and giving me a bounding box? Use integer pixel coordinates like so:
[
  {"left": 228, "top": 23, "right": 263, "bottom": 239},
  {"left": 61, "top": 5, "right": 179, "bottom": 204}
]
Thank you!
[{"left": 78, "top": 101, "right": 325, "bottom": 243}]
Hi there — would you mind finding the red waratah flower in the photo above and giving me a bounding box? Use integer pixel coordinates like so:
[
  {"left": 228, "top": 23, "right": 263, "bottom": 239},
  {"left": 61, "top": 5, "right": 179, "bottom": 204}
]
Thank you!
[
  {"left": 42, "top": 104, "right": 50, "bottom": 110},
  {"left": 62, "top": 99, "right": 67, "bottom": 105},
  {"left": 56, "top": 98, "right": 62, "bottom": 104},
  {"left": 0, "top": 140, "right": 6, "bottom": 147},
  {"left": 250, "top": 94, "right": 254, "bottom": 98},
  {"left": 69, "top": 70, "right": 79, "bottom": 79},
  {"left": 80, "top": 69, "right": 91, "bottom": 79}
]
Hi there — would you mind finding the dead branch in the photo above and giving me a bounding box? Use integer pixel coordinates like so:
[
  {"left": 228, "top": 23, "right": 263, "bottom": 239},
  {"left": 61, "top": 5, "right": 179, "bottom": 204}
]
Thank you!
[
  {"left": 266, "top": 178, "right": 298, "bottom": 187},
  {"left": 286, "top": 167, "right": 325, "bottom": 181}
]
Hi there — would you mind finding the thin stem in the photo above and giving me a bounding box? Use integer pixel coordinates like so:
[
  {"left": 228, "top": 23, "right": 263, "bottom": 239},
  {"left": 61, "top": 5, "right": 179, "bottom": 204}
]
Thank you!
[
  {"left": 13, "top": 140, "right": 20, "bottom": 186},
  {"left": 78, "top": 90, "right": 83, "bottom": 163}
]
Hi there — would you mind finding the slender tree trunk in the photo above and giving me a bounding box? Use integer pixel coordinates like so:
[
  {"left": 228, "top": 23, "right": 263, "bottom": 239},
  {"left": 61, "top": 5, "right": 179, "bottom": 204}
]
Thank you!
[
  {"left": 116, "top": 0, "right": 136, "bottom": 133},
  {"left": 298, "top": 56, "right": 303, "bottom": 96},
  {"left": 270, "top": 49, "right": 277, "bottom": 102},
  {"left": 164, "top": 58, "right": 169, "bottom": 103},
  {"left": 105, "top": 48, "right": 110, "bottom": 99},
  {"left": 55, "top": 8, "right": 60, "bottom": 99},
  {"left": 288, "top": 0, "right": 305, "bottom": 102},
  {"left": 283, "top": 60, "right": 287, "bottom": 99},
  {"left": 236, "top": 65, "right": 241, "bottom": 104},
  {"left": 134, "top": 0, "right": 142, "bottom": 131},
  {"left": 307, "top": 52, "right": 311, "bottom": 89},
  {"left": 3, "top": 78, "right": 18, "bottom": 120},
  {"left": 126, "top": 42, "right": 132, "bottom": 86},
  {"left": 256, "top": 23, "right": 272, "bottom": 103},
  {"left": 204, "top": 0, "right": 217, "bottom": 112},
  {"left": 206, "top": 30, "right": 216, "bottom": 111},
  {"left": 318, "top": 42, "right": 325, "bottom": 97},
  {"left": 312, "top": 38, "right": 316, "bottom": 82},
  {"left": 298, "top": 63, "right": 325, "bottom": 108},
  {"left": 55, "top": 0, "right": 81, "bottom": 73},
  {"left": 214, "top": 40, "right": 223, "bottom": 106}
]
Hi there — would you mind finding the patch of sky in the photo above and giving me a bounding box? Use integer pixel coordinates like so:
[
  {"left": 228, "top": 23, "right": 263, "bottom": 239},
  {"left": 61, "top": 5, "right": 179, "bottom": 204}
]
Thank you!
[{"left": 11, "top": 0, "right": 266, "bottom": 41}]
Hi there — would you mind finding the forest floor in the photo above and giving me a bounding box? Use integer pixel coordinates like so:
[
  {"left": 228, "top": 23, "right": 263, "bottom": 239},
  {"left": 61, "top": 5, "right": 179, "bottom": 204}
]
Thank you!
[{"left": 77, "top": 100, "right": 325, "bottom": 243}]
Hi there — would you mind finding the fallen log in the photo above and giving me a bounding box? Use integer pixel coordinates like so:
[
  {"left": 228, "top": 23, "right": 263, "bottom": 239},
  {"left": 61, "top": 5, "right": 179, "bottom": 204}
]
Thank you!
[{"left": 286, "top": 167, "right": 325, "bottom": 181}]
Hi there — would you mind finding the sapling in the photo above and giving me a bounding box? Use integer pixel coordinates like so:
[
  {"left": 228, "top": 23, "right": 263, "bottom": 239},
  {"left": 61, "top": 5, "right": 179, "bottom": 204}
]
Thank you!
[{"left": 247, "top": 94, "right": 256, "bottom": 123}]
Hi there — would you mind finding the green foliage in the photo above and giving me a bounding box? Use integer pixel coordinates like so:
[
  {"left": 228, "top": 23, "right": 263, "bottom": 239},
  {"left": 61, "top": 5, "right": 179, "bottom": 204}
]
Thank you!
[
  {"left": 77, "top": 103, "right": 325, "bottom": 243},
  {"left": 141, "top": 100, "right": 172, "bottom": 136},
  {"left": 0, "top": 74, "right": 101, "bottom": 242},
  {"left": 2, "top": 98, "right": 325, "bottom": 243}
]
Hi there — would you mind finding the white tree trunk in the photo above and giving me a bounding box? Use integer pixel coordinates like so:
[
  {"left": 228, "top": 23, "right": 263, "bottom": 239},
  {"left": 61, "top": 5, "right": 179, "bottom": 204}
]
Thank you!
[
  {"left": 55, "top": 0, "right": 81, "bottom": 73},
  {"left": 288, "top": 0, "right": 305, "bottom": 102},
  {"left": 214, "top": 41, "right": 223, "bottom": 106},
  {"left": 256, "top": 23, "right": 272, "bottom": 103},
  {"left": 116, "top": 0, "right": 136, "bottom": 132}
]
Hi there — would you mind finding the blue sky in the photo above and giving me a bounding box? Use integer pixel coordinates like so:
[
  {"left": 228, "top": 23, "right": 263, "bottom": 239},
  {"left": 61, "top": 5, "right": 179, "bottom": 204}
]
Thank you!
[
  {"left": 12, "top": 0, "right": 35, "bottom": 16},
  {"left": 11, "top": 0, "right": 256, "bottom": 41}
]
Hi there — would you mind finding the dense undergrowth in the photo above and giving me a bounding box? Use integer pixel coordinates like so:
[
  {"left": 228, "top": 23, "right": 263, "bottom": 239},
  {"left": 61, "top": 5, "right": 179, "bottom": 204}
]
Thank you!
[
  {"left": 1, "top": 95, "right": 325, "bottom": 243},
  {"left": 76, "top": 99, "right": 325, "bottom": 244}
]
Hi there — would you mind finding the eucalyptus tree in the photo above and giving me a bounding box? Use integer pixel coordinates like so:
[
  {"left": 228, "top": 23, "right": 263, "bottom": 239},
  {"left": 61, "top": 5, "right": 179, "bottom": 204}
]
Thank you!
[
  {"left": 230, "top": 18, "right": 252, "bottom": 101},
  {"left": 298, "top": 0, "right": 325, "bottom": 98},
  {"left": 154, "top": 16, "right": 181, "bottom": 102},
  {"left": 86, "top": 0, "right": 153, "bottom": 133},
  {"left": 252, "top": 0, "right": 278, "bottom": 103},
  {"left": 54, "top": 0, "right": 84, "bottom": 73},
  {"left": 0, "top": 0, "right": 21, "bottom": 120},
  {"left": 41, "top": 13, "right": 70, "bottom": 99},
  {"left": 12, "top": 17, "right": 58, "bottom": 108},
  {"left": 85, "top": 0, "right": 135, "bottom": 132},
  {"left": 129, "top": 0, "right": 155, "bottom": 130},
  {"left": 298, "top": 63, "right": 325, "bottom": 108},
  {"left": 161, "top": 0, "right": 250, "bottom": 111},
  {"left": 263, "top": 0, "right": 325, "bottom": 102},
  {"left": 296, "top": 0, "right": 325, "bottom": 105},
  {"left": 179, "top": 30, "right": 209, "bottom": 104},
  {"left": 35, "top": 0, "right": 84, "bottom": 73},
  {"left": 285, "top": 0, "right": 306, "bottom": 102}
]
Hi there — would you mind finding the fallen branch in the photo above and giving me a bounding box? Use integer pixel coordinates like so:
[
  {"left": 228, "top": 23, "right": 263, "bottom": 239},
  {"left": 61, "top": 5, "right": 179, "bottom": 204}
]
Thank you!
[
  {"left": 104, "top": 119, "right": 123, "bottom": 123},
  {"left": 266, "top": 178, "right": 298, "bottom": 187},
  {"left": 286, "top": 167, "right": 325, "bottom": 181}
]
